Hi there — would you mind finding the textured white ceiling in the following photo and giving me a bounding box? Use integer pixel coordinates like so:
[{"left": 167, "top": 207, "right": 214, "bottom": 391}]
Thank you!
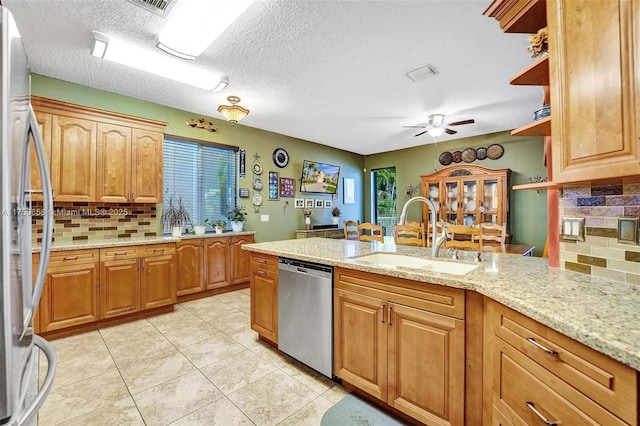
[{"left": 6, "top": 0, "right": 543, "bottom": 155}]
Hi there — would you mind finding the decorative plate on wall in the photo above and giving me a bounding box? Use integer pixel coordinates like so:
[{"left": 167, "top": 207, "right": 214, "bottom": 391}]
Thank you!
[
  {"left": 462, "top": 148, "right": 477, "bottom": 163},
  {"left": 476, "top": 147, "right": 487, "bottom": 160},
  {"left": 252, "top": 193, "right": 263, "bottom": 206},
  {"left": 452, "top": 151, "right": 462, "bottom": 163},
  {"left": 272, "top": 148, "right": 289, "bottom": 168},
  {"left": 253, "top": 162, "right": 263, "bottom": 175},
  {"left": 487, "top": 144, "right": 504, "bottom": 160},
  {"left": 439, "top": 151, "right": 453, "bottom": 166},
  {"left": 253, "top": 178, "right": 263, "bottom": 191}
]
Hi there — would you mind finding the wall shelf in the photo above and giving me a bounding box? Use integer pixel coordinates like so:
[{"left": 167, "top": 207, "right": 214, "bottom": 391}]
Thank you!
[
  {"left": 513, "top": 181, "right": 557, "bottom": 191},
  {"left": 511, "top": 116, "right": 551, "bottom": 137},
  {"left": 510, "top": 55, "right": 549, "bottom": 85}
]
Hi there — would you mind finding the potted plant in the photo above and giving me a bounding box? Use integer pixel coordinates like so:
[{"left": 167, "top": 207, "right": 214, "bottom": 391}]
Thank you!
[
  {"left": 226, "top": 205, "right": 247, "bottom": 232},
  {"left": 162, "top": 194, "right": 191, "bottom": 237},
  {"left": 213, "top": 220, "right": 226, "bottom": 234},
  {"left": 331, "top": 206, "right": 341, "bottom": 225},
  {"left": 193, "top": 220, "right": 207, "bottom": 236}
]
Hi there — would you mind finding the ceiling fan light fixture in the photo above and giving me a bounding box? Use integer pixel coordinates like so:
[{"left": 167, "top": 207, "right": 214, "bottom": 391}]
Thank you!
[
  {"left": 218, "top": 96, "right": 249, "bottom": 125},
  {"left": 428, "top": 114, "right": 445, "bottom": 127},
  {"left": 427, "top": 127, "right": 446, "bottom": 138}
]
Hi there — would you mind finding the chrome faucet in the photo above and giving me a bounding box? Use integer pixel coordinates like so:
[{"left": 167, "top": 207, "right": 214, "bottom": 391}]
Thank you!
[{"left": 398, "top": 196, "right": 448, "bottom": 257}]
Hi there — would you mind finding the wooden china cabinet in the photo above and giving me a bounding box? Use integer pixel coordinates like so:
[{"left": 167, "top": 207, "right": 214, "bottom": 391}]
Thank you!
[{"left": 420, "top": 164, "right": 511, "bottom": 232}]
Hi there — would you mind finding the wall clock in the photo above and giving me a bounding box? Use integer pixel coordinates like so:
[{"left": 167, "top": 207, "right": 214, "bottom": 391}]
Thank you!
[{"left": 272, "top": 148, "right": 289, "bottom": 168}]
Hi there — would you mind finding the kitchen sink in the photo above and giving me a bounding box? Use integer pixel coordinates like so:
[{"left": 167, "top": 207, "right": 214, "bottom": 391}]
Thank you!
[{"left": 350, "top": 253, "right": 478, "bottom": 275}]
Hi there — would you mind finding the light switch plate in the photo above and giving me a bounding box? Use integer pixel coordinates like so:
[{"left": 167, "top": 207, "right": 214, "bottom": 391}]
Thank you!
[
  {"left": 617, "top": 217, "right": 639, "bottom": 244},
  {"left": 561, "top": 217, "right": 585, "bottom": 241},
  {"left": 261, "top": 215, "right": 269, "bottom": 222}
]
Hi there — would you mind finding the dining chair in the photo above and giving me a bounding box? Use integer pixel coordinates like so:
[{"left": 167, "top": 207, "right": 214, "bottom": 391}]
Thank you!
[
  {"left": 394, "top": 224, "right": 426, "bottom": 247},
  {"left": 357, "top": 222, "right": 384, "bottom": 242},
  {"left": 475, "top": 223, "right": 506, "bottom": 245},
  {"left": 446, "top": 224, "right": 482, "bottom": 250},
  {"left": 343, "top": 220, "right": 360, "bottom": 240}
]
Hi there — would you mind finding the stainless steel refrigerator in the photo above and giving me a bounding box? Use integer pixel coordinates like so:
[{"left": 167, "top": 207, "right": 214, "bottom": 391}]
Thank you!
[{"left": 0, "top": 5, "right": 55, "bottom": 426}]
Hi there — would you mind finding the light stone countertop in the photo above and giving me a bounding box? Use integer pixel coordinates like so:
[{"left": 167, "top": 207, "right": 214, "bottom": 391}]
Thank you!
[
  {"left": 33, "top": 231, "right": 256, "bottom": 252},
  {"left": 243, "top": 237, "right": 640, "bottom": 371}
]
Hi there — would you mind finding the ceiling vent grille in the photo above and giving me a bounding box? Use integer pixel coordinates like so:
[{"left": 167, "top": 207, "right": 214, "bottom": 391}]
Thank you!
[
  {"left": 127, "top": 0, "right": 175, "bottom": 17},
  {"left": 406, "top": 63, "right": 439, "bottom": 82}
]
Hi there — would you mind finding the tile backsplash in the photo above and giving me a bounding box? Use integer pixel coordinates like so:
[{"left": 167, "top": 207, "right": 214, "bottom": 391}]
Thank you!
[
  {"left": 559, "top": 180, "right": 640, "bottom": 285},
  {"left": 32, "top": 202, "right": 160, "bottom": 244}
]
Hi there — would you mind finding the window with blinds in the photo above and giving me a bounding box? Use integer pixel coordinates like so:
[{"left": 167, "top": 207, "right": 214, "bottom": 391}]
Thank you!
[{"left": 163, "top": 137, "right": 238, "bottom": 232}]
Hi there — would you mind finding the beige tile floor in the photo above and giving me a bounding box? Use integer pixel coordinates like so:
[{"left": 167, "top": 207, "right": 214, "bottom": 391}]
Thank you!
[{"left": 37, "top": 288, "right": 350, "bottom": 425}]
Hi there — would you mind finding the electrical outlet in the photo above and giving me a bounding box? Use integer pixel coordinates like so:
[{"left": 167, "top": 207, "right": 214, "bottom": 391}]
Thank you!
[
  {"left": 561, "top": 217, "right": 585, "bottom": 241},
  {"left": 261, "top": 215, "right": 269, "bottom": 222}
]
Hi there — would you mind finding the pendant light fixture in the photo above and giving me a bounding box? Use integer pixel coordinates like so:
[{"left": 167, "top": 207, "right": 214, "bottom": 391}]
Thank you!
[{"left": 217, "top": 96, "right": 250, "bottom": 125}]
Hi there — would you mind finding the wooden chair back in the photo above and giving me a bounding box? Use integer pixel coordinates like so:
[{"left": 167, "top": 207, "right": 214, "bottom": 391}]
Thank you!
[
  {"left": 446, "top": 224, "right": 482, "bottom": 251},
  {"left": 394, "top": 224, "right": 426, "bottom": 247},
  {"left": 477, "top": 222, "right": 506, "bottom": 245},
  {"left": 343, "top": 220, "right": 360, "bottom": 240},
  {"left": 357, "top": 222, "right": 384, "bottom": 242}
]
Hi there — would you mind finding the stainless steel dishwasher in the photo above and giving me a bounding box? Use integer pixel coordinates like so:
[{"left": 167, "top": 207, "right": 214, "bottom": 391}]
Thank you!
[{"left": 278, "top": 258, "right": 333, "bottom": 378}]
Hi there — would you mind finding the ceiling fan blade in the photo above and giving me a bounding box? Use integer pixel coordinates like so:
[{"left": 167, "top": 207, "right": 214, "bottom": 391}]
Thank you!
[
  {"left": 403, "top": 125, "right": 426, "bottom": 129},
  {"left": 413, "top": 130, "right": 429, "bottom": 137},
  {"left": 447, "top": 119, "right": 475, "bottom": 126},
  {"left": 445, "top": 128, "right": 457, "bottom": 135}
]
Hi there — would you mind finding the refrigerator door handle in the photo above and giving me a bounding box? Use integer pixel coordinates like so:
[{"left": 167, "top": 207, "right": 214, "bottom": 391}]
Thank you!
[
  {"left": 21, "top": 105, "right": 53, "bottom": 336},
  {"left": 14, "top": 335, "right": 57, "bottom": 425}
]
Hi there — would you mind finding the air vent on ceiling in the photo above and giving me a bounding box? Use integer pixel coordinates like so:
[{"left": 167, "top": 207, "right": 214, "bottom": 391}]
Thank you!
[
  {"left": 127, "top": 0, "right": 175, "bottom": 17},
  {"left": 406, "top": 63, "right": 439, "bottom": 82}
]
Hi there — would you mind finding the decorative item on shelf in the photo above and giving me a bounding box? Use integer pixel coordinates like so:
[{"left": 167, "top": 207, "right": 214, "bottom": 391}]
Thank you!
[
  {"left": 534, "top": 104, "right": 550, "bottom": 121},
  {"left": 476, "top": 147, "right": 487, "bottom": 160},
  {"left": 452, "top": 150, "right": 462, "bottom": 163},
  {"left": 226, "top": 205, "right": 247, "bottom": 232},
  {"left": 303, "top": 209, "right": 312, "bottom": 230},
  {"left": 331, "top": 206, "right": 341, "bottom": 224},
  {"left": 527, "top": 27, "right": 548, "bottom": 58},
  {"left": 185, "top": 118, "right": 219, "bottom": 133},
  {"left": 529, "top": 174, "right": 548, "bottom": 193},
  {"left": 213, "top": 220, "right": 226, "bottom": 235},
  {"left": 486, "top": 143, "right": 504, "bottom": 160},
  {"left": 162, "top": 193, "right": 191, "bottom": 237},
  {"left": 462, "top": 148, "right": 477, "bottom": 163},
  {"left": 217, "top": 95, "right": 249, "bottom": 125},
  {"left": 405, "top": 183, "right": 419, "bottom": 197},
  {"left": 439, "top": 151, "right": 453, "bottom": 166}
]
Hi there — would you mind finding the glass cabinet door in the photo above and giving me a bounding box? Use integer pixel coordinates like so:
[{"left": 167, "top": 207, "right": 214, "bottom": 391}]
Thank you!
[
  {"left": 481, "top": 179, "right": 499, "bottom": 224},
  {"left": 461, "top": 179, "right": 478, "bottom": 226},
  {"left": 443, "top": 181, "right": 459, "bottom": 224}
]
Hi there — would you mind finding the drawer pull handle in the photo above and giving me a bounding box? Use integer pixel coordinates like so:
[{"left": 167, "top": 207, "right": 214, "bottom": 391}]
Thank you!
[
  {"left": 63, "top": 256, "right": 78, "bottom": 260},
  {"left": 526, "top": 402, "right": 558, "bottom": 426},
  {"left": 380, "top": 305, "right": 385, "bottom": 323},
  {"left": 527, "top": 338, "right": 558, "bottom": 356},
  {"left": 257, "top": 270, "right": 267, "bottom": 276},
  {"left": 153, "top": 248, "right": 165, "bottom": 252},
  {"left": 256, "top": 259, "right": 267, "bottom": 264},
  {"left": 114, "top": 252, "right": 128, "bottom": 256}
]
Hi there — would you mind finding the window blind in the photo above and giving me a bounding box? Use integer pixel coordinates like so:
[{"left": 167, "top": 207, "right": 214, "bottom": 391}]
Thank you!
[{"left": 163, "top": 137, "right": 237, "bottom": 231}]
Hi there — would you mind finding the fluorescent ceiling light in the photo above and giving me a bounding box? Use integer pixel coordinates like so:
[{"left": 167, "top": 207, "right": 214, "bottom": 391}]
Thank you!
[
  {"left": 157, "top": 0, "right": 254, "bottom": 59},
  {"left": 91, "top": 31, "right": 227, "bottom": 92}
]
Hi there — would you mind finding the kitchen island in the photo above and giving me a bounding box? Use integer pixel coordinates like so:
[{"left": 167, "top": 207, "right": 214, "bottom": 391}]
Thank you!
[{"left": 244, "top": 237, "right": 639, "bottom": 425}]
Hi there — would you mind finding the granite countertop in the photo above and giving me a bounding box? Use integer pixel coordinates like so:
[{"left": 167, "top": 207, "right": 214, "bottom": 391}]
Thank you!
[
  {"left": 243, "top": 237, "right": 640, "bottom": 371},
  {"left": 34, "top": 231, "right": 256, "bottom": 252}
]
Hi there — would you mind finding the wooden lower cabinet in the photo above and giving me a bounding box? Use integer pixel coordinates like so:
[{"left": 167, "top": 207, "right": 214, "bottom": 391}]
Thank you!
[
  {"left": 204, "top": 238, "right": 230, "bottom": 289},
  {"left": 140, "top": 253, "right": 176, "bottom": 309},
  {"left": 100, "top": 258, "right": 140, "bottom": 318},
  {"left": 176, "top": 239, "right": 204, "bottom": 296},
  {"left": 249, "top": 253, "right": 278, "bottom": 344},
  {"left": 334, "top": 268, "right": 465, "bottom": 426},
  {"left": 40, "top": 249, "right": 100, "bottom": 332}
]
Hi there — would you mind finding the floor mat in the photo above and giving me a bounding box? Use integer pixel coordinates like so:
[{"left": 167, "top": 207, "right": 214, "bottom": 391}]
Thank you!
[{"left": 320, "top": 394, "right": 406, "bottom": 425}]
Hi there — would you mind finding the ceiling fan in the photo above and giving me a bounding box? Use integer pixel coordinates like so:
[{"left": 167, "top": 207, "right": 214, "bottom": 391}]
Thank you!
[{"left": 404, "top": 114, "right": 475, "bottom": 137}]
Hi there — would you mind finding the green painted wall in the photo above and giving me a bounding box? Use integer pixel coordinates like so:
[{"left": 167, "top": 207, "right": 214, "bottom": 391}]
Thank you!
[
  {"left": 32, "top": 75, "right": 364, "bottom": 242},
  {"left": 33, "top": 75, "right": 547, "bottom": 253},
  {"left": 364, "top": 132, "right": 548, "bottom": 256}
]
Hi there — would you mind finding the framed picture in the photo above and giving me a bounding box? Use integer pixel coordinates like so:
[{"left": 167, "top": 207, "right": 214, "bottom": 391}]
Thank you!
[
  {"left": 343, "top": 177, "right": 355, "bottom": 204},
  {"left": 304, "top": 199, "right": 314, "bottom": 208},
  {"left": 294, "top": 199, "right": 304, "bottom": 208},
  {"left": 314, "top": 199, "right": 324, "bottom": 209},
  {"left": 279, "top": 177, "right": 296, "bottom": 197},
  {"left": 268, "top": 171, "right": 279, "bottom": 200},
  {"left": 323, "top": 199, "right": 332, "bottom": 209}
]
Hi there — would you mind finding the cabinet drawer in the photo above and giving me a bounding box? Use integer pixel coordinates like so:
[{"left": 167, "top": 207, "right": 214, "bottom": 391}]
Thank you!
[
  {"left": 493, "top": 339, "right": 626, "bottom": 426},
  {"left": 334, "top": 267, "right": 465, "bottom": 320},
  {"left": 250, "top": 253, "right": 278, "bottom": 273},
  {"left": 140, "top": 243, "right": 175, "bottom": 256},
  {"left": 488, "top": 300, "right": 637, "bottom": 424},
  {"left": 100, "top": 246, "right": 141, "bottom": 261},
  {"left": 48, "top": 249, "right": 99, "bottom": 266}
]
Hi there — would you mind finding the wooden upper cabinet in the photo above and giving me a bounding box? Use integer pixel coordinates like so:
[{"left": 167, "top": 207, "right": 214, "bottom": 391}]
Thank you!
[
  {"left": 97, "top": 123, "right": 132, "bottom": 203},
  {"left": 29, "top": 112, "right": 52, "bottom": 201},
  {"left": 131, "top": 129, "right": 163, "bottom": 203},
  {"left": 51, "top": 115, "right": 97, "bottom": 202},
  {"left": 548, "top": 0, "right": 640, "bottom": 182}
]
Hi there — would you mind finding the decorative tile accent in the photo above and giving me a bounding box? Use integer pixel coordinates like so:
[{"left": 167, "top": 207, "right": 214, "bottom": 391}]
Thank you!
[
  {"left": 586, "top": 227, "right": 618, "bottom": 238},
  {"left": 576, "top": 254, "right": 607, "bottom": 268},
  {"left": 592, "top": 184, "right": 623, "bottom": 196},
  {"left": 577, "top": 196, "right": 606, "bottom": 206},
  {"left": 625, "top": 251, "right": 640, "bottom": 263},
  {"left": 563, "top": 261, "right": 591, "bottom": 274}
]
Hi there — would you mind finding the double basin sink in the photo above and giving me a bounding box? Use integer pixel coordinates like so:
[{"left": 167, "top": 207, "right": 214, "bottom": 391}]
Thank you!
[{"left": 349, "top": 253, "right": 478, "bottom": 276}]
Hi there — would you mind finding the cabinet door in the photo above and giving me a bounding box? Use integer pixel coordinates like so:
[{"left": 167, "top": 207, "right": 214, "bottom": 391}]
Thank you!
[
  {"left": 140, "top": 254, "right": 177, "bottom": 309},
  {"left": 29, "top": 112, "right": 52, "bottom": 202},
  {"left": 100, "top": 259, "right": 140, "bottom": 318},
  {"left": 230, "top": 235, "right": 253, "bottom": 284},
  {"left": 250, "top": 263, "right": 278, "bottom": 343},
  {"left": 40, "top": 262, "right": 99, "bottom": 332},
  {"left": 204, "top": 238, "right": 230, "bottom": 289},
  {"left": 51, "top": 115, "right": 97, "bottom": 202},
  {"left": 96, "top": 122, "right": 132, "bottom": 203},
  {"left": 442, "top": 180, "right": 460, "bottom": 224},
  {"left": 176, "top": 239, "right": 204, "bottom": 296},
  {"left": 131, "top": 129, "right": 163, "bottom": 203},
  {"left": 334, "top": 288, "right": 388, "bottom": 401},
  {"left": 387, "top": 303, "right": 465, "bottom": 426},
  {"left": 549, "top": 0, "right": 640, "bottom": 182}
]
